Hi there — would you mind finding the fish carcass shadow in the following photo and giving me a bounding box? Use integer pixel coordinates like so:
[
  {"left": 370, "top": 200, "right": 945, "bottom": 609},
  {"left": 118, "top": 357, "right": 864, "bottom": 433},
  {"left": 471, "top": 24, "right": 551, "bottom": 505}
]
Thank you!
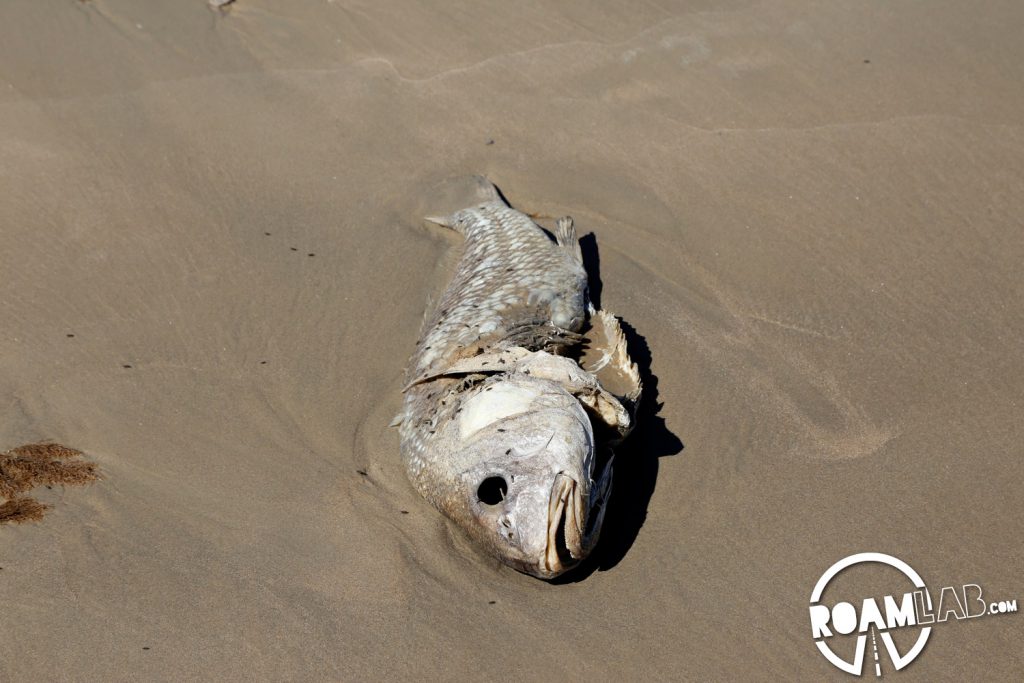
[{"left": 553, "top": 232, "right": 684, "bottom": 583}]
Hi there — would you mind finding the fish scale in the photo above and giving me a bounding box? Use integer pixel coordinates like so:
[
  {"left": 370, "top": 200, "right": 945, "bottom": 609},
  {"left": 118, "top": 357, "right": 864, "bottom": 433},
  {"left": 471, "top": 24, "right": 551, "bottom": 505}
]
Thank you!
[{"left": 405, "top": 200, "right": 587, "bottom": 385}]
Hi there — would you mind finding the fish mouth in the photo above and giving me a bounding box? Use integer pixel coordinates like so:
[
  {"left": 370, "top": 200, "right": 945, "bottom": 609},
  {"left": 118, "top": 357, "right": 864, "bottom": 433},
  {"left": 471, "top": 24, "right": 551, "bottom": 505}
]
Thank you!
[{"left": 541, "top": 458, "right": 614, "bottom": 577}]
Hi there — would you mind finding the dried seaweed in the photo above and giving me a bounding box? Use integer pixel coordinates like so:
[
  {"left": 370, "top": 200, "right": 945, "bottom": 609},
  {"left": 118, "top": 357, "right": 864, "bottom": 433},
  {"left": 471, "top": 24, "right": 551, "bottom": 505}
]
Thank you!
[
  {"left": 0, "top": 443, "right": 100, "bottom": 525},
  {"left": 0, "top": 497, "right": 49, "bottom": 524}
]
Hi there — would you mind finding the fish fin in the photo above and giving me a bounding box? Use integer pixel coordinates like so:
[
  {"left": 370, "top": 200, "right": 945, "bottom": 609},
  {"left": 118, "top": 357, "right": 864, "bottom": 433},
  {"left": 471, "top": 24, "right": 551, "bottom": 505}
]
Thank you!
[
  {"left": 512, "top": 351, "right": 635, "bottom": 441},
  {"left": 403, "top": 347, "right": 530, "bottom": 391},
  {"left": 576, "top": 388, "right": 634, "bottom": 443},
  {"left": 580, "top": 309, "right": 642, "bottom": 415},
  {"left": 555, "top": 216, "right": 583, "bottom": 265},
  {"left": 472, "top": 174, "right": 505, "bottom": 204},
  {"left": 425, "top": 177, "right": 503, "bottom": 231},
  {"left": 388, "top": 412, "right": 404, "bottom": 427},
  {"left": 425, "top": 214, "right": 457, "bottom": 230},
  {"left": 425, "top": 175, "right": 504, "bottom": 228}
]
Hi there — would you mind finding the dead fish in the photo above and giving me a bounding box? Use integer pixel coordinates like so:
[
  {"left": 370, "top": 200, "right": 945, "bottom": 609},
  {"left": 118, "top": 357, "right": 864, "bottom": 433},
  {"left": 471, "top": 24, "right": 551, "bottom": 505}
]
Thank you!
[{"left": 397, "top": 177, "right": 641, "bottom": 579}]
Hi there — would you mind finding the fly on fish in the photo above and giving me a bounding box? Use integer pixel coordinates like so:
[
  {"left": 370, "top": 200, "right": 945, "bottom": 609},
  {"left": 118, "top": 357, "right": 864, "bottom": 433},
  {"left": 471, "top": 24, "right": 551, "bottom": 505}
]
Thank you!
[{"left": 397, "top": 176, "right": 641, "bottom": 579}]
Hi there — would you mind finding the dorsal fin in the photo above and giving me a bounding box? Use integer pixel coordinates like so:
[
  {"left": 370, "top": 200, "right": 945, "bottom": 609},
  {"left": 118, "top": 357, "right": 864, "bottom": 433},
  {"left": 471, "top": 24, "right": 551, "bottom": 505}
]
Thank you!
[{"left": 555, "top": 216, "right": 583, "bottom": 265}]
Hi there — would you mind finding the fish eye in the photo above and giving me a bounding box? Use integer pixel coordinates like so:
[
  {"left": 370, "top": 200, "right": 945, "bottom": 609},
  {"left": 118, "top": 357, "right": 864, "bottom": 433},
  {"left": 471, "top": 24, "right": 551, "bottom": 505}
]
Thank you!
[{"left": 476, "top": 476, "right": 508, "bottom": 505}]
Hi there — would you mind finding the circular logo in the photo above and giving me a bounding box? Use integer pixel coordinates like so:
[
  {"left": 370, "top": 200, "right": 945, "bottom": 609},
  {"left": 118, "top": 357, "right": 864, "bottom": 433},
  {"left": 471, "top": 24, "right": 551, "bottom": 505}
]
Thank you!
[{"left": 809, "top": 553, "right": 932, "bottom": 676}]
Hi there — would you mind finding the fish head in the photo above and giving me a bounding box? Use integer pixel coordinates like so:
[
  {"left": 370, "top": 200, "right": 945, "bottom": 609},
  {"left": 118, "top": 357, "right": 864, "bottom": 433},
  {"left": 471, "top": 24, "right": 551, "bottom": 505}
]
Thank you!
[{"left": 445, "top": 378, "right": 614, "bottom": 579}]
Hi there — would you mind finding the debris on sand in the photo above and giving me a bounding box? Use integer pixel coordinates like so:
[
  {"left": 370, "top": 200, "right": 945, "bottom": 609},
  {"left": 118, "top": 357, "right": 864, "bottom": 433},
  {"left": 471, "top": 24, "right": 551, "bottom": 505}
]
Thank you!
[{"left": 0, "top": 443, "right": 100, "bottom": 524}]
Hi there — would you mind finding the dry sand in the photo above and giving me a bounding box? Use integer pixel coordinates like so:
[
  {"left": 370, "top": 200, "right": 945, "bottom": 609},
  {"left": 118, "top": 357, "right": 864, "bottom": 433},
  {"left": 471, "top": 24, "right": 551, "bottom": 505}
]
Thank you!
[{"left": 2, "top": 0, "right": 1023, "bottom": 680}]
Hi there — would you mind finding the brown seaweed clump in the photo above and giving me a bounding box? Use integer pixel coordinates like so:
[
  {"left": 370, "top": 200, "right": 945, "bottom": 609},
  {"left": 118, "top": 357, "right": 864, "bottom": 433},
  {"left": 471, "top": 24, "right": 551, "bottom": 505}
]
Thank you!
[{"left": 0, "top": 443, "right": 100, "bottom": 525}]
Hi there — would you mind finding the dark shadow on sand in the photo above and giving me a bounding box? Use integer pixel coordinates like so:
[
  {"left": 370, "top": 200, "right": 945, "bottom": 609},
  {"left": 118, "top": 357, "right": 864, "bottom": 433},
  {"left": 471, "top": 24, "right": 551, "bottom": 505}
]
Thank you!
[{"left": 551, "top": 233, "right": 684, "bottom": 584}]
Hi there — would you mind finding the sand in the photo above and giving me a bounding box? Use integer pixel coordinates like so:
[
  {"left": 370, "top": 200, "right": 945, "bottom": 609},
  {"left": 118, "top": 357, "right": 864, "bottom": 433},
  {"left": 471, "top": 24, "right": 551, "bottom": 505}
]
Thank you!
[{"left": 1, "top": 0, "right": 1022, "bottom": 680}]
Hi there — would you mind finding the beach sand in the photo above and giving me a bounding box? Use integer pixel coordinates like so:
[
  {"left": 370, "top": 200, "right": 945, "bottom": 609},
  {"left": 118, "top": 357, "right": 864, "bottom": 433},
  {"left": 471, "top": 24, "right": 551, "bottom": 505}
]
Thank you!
[{"left": 1, "top": 0, "right": 1022, "bottom": 679}]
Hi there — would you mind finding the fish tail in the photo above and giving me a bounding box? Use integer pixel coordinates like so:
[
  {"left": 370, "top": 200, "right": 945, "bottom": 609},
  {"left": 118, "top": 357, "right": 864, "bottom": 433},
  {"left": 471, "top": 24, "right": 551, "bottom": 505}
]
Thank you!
[
  {"left": 472, "top": 174, "right": 503, "bottom": 204},
  {"left": 425, "top": 176, "right": 506, "bottom": 233}
]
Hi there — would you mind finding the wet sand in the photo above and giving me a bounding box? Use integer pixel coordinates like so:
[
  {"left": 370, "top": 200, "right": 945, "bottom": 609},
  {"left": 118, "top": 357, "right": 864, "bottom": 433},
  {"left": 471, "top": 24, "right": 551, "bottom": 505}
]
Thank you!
[{"left": 1, "top": 0, "right": 1022, "bottom": 679}]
